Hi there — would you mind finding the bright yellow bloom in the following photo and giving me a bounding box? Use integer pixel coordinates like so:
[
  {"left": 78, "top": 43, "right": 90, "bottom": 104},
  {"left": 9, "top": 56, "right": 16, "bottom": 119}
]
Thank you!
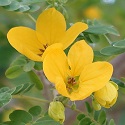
[
  {"left": 7, "top": 8, "right": 88, "bottom": 61},
  {"left": 48, "top": 101, "right": 65, "bottom": 124},
  {"left": 94, "top": 81, "right": 118, "bottom": 108},
  {"left": 43, "top": 40, "right": 113, "bottom": 101},
  {"left": 84, "top": 6, "right": 101, "bottom": 19}
]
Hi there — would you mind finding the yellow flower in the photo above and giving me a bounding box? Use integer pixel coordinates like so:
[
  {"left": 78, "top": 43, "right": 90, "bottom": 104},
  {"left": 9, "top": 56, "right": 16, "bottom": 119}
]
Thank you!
[
  {"left": 94, "top": 81, "right": 118, "bottom": 108},
  {"left": 48, "top": 101, "right": 65, "bottom": 124},
  {"left": 7, "top": 8, "right": 88, "bottom": 61},
  {"left": 43, "top": 40, "right": 113, "bottom": 101},
  {"left": 84, "top": 6, "right": 101, "bottom": 19}
]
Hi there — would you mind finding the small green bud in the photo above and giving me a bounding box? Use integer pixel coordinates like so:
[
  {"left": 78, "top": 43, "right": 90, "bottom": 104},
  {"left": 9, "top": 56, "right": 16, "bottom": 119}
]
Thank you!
[
  {"left": 48, "top": 101, "right": 65, "bottom": 124},
  {"left": 92, "top": 99, "right": 101, "bottom": 111}
]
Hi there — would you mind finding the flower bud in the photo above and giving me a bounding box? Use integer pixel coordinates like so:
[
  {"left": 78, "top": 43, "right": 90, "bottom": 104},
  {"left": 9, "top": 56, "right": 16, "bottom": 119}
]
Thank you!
[
  {"left": 48, "top": 101, "right": 65, "bottom": 124},
  {"left": 94, "top": 81, "right": 118, "bottom": 108},
  {"left": 92, "top": 99, "right": 101, "bottom": 111}
]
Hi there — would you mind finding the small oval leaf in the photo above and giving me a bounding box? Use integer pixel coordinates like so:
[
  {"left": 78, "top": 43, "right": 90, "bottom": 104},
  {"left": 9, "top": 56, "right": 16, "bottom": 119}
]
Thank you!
[
  {"left": 5, "top": 65, "right": 23, "bottom": 79},
  {"left": 9, "top": 110, "right": 32, "bottom": 124},
  {"left": 28, "top": 71, "right": 43, "bottom": 90},
  {"left": 29, "top": 106, "right": 42, "bottom": 116}
]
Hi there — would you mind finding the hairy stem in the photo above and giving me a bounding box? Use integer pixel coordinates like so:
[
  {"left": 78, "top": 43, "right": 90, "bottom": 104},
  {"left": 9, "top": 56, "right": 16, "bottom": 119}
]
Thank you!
[
  {"left": 27, "top": 13, "right": 36, "bottom": 23},
  {"left": 13, "top": 95, "right": 50, "bottom": 103}
]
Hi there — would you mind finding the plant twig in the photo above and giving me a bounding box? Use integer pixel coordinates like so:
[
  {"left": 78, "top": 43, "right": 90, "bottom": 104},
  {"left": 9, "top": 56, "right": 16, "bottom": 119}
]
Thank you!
[
  {"left": 27, "top": 13, "right": 36, "bottom": 23},
  {"left": 13, "top": 95, "right": 50, "bottom": 103}
]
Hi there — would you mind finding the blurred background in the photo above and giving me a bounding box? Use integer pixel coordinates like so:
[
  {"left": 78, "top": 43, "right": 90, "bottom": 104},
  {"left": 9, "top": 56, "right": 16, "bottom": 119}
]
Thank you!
[{"left": 1, "top": 0, "right": 125, "bottom": 124}]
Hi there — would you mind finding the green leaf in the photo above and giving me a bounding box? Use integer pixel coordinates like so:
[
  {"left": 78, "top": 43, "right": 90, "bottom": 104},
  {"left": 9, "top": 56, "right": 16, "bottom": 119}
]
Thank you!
[
  {"left": 0, "top": 0, "right": 11, "bottom": 6},
  {"left": 85, "top": 20, "right": 119, "bottom": 36},
  {"left": 29, "top": 106, "right": 42, "bottom": 116},
  {"left": 23, "top": 61, "right": 35, "bottom": 72},
  {"left": 34, "top": 116, "right": 61, "bottom": 125},
  {"left": 3, "top": 1, "right": 20, "bottom": 11},
  {"left": 34, "top": 62, "right": 42, "bottom": 70},
  {"left": 10, "top": 58, "right": 27, "bottom": 67},
  {"left": 22, "top": 0, "right": 45, "bottom": 5},
  {"left": 28, "top": 71, "right": 43, "bottom": 90},
  {"left": 85, "top": 102, "right": 93, "bottom": 114},
  {"left": 79, "top": 117, "right": 92, "bottom": 125},
  {"left": 16, "top": 5, "right": 30, "bottom": 12},
  {"left": 12, "top": 83, "right": 34, "bottom": 95},
  {"left": 28, "top": 5, "right": 40, "bottom": 12},
  {"left": 88, "top": 34, "right": 100, "bottom": 43},
  {"left": 0, "top": 121, "right": 25, "bottom": 125},
  {"left": 113, "top": 39, "right": 125, "bottom": 48},
  {"left": 94, "top": 51, "right": 110, "bottom": 61},
  {"left": 9, "top": 110, "right": 32, "bottom": 124},
  {"left": 90, "top": 123, "right": 96, "bottom": 125},
  {"left": 100, "top": 46, "right": 125, "bottom": 56},
  {"left": 98, "top": 110, "right": 106, "bottom": 124},
  {"left": 12, "top": 84, "right": 24, "bottom": 95},
  {"left": 77, "top": 114, "right": 85, "bottom": 121},
  {"left": 0, "top": 87, "right": 10, "bottom": 93},
  {"left": 0, "top": 93, "right": 12, "bottom": 108},
  {"left": 5, "top": 65, "right": 24, "bottom": 79},
  {"left": 111, "top": 77, "right": 125, "bottom": 88},
  {"left": 108, "top": 119, "right": 115, "bottom": 125},
  {"left": 0, "top": 87, "right": 15, "bottom": 95}
]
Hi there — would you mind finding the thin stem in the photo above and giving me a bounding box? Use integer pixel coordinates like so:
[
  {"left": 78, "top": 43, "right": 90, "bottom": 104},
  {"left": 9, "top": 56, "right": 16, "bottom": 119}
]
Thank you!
[
  {"left": 13, "top": 95, "right": 50, "bottom": 103},
  {"left": 65, "top": 104, "right": 101, "bottom": 125},
  {"left": 52, "top": 0, "right": 55, "bottom": 7},
  {"left": 65, "top": 104, "right": 82, "bottom": 113},
  {"left": 104, "top": 34, "right": 112, "bottom": 45},
  {"left": 27, "top": 13, "right": 36, "bottom": 23}
]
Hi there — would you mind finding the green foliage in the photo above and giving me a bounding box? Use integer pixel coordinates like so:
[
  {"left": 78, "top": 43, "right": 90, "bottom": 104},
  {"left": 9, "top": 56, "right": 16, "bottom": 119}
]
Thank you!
[
  {"left": 5, "top": 65, "right": 24, "bottom": 79},
  {"left": 27, "top": 71, "right": 43, "bottom": 90},
  {"left": 5, "top": 55, "right": 43, "bottom": 90},
  {"left": 35, "top": 115, "right": 61, "bottom": 125},
  {"left": 0, "top": 106, "right": 61, "bottom": 125},
  {"left": 85, "top": 101, "right": 93, "bottom": 114},
  {"left": 9, "top": 110, "right": 32, "bottom": 124},
  {"left": 113, "top": 39, "right": 125, "bottom": 48},
  {"left": 77, "top": 102, "right": 115, "bottom": 125},
  {"left": 98, "top": 110, "right": 106, "bottom": 124},
  {"left": 28, "top": 106, "right": 42, "bottom": 116},
  {"left": 108, "top": 119, "right": 115, "bottom": 125},
  {"left": 0, "top": 83, "right": 34, "bottom": 108},
  {"left": 85, "top": 20, "right": 119, "bottom": 36},
  {"left": 0, "top": 0, "right": 45, "bottom": 12}
]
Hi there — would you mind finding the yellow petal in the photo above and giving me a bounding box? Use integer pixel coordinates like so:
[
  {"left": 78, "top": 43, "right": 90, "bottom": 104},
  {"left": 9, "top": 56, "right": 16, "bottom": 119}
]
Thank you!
[
  {"left": 69, "top": 85, "right": 92, "bottom": 101},
  {"left": 79, "top": 62, "right": 113, "bottom": 91},
  {"left": 7, "top": 27, "right": 42, "bottom": 61},
  {"left": 36, "top": 8, "right": 66, "bottom": 45},
  {"left": 55, "top": 77, "right": 69, "bottom": 97},
  {"left": 94, "top": 82, "right": 117, "bottom": 102},
  {"left": 43, "top": 49, "right": 68, "bottom": 84},
  {"left": 68, "top": 40, "right": 93, "bottom": 76},
  {"left": 61, "top": 22, "right": 88, "bottom": 49},
  {"left": 42, "top": 43, "right": 63, "bottom": 61}
]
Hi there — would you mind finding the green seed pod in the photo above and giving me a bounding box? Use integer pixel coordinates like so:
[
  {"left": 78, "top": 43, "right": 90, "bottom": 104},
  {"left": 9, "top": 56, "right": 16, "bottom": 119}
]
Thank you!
[{"left": 48, "top": 101, "right": 65, "bottom": 124}]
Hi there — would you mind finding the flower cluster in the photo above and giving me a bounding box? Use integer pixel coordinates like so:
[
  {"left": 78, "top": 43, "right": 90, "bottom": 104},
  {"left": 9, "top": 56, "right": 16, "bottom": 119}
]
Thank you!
[{"left": 7, "top": 7, "right": 118, "bottom": 123}]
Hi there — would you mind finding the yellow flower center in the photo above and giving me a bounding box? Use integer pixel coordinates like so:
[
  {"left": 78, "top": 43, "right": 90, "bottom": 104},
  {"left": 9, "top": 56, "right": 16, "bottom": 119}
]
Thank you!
[
  {"left": 38, "top": 44, "right": 48, "bottom": 56},
  {"left": 66, "top": 76, "right": 79, "bottom": 94}
]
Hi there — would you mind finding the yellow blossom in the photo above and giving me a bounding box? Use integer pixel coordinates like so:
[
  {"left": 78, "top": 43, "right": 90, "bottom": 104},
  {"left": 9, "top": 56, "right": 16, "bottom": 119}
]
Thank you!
[
  {"left": 43, "top": 40, "right": 113, "bottom": 101},
  {"left": 84, "top": 6, "right": 101, "bottom": 19},
  {"left": 7, "top": 8, "right": 88, "bottom": 61},
  {"left": 94, "top": 81, "right": 118, "bottom": 108}
]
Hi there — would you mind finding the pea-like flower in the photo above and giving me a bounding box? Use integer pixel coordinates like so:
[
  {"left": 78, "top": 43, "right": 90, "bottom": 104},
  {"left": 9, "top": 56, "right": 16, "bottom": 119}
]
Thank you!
[
  {"left": 7, "top": 8, "right": 88, "bottom": 61},
  {"left": 48, "top": 101, "right": 65, "bottom": 124},
  {"left": 94, "top": 81, "right": 118, "bottom": 108},
  {"left": 43, "top": 40, "right": 113, "bottom": 101}
]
